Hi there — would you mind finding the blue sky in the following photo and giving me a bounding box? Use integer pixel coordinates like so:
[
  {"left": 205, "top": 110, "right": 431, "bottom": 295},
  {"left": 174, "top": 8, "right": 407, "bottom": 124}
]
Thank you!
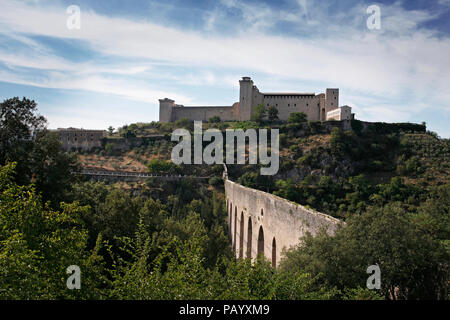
[{"left": 0, "top": 0, "right": 449, "bottom": 137}]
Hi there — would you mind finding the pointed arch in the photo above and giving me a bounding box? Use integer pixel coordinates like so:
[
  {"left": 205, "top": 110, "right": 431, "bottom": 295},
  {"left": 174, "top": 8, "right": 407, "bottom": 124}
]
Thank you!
[
  {"left": 257, "top": 226, "right": 264, "bottom": 259},
  {"left": 247, "top": 217, "right": 253, "bottom": 259},
  {"left": 228, "top": 201, "right": 232, "bottom": 240},
  {"left": 233, "top": 207, "right": 237, "bottom": 251},
  {"left": 239, "top": 212, "right": 244, "bottom": 259},
  {"left": 272, "top": 237, "right": 277, "bottom": 268}
]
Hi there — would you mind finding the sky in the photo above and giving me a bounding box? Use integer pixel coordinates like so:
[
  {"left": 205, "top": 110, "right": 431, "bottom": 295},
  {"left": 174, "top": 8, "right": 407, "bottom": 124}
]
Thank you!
[{"left": 0, "top": 0, "right": 449, "bottom": 137}]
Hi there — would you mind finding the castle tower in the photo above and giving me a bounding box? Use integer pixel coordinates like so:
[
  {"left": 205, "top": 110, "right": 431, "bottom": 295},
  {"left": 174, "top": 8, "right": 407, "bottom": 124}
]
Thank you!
[
  {"left": 159, "top": 98, "right": 175, "bottom": 123},
  {"left": 239, "top": 77, "right": 254, "bottom": 121},
  {"left": 325, "top": 88, "right": 339, "bottom": 119}
]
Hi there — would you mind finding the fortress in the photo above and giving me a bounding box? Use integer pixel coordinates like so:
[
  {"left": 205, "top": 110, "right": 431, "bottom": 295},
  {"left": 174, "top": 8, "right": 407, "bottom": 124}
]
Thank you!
[{"left": 160, "top": 77, "right": 353, "bottom": 123}]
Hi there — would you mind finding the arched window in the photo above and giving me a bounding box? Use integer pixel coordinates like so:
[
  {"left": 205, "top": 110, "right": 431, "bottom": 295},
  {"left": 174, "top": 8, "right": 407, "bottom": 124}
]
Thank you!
[
  {"left": 272, "top": 237, "right": 277, "bottom": 268},
  {"left": 247, "top": 217, "right": 252, "bottom": 259},
  {"left": 239, "top": 212, "right": 244, "bottom": 259},
  {"left": 260, "top": 209, "right": 264, "bottom": 217},
  {"left": 257, "top": 226, "right": 264, "bottom": 259}
]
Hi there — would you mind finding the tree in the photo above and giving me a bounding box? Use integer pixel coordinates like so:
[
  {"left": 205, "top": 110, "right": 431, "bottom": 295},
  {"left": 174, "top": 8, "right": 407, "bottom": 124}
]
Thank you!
[
  {"left": 0, "top": 97, "right": 79, "bottom": 207},
  {"left": 251, "top": 104, "right": 267, "bottom": 122},
  {"left": 287, "top": 112, "right": 307, "bottom": 124},
  {"left": 147, "top": 159, "right": 180, "bottom": 174},
  {"left": 280, "top": 203, "right": 448, "bottom": 300},
  {"left": 209, "top": 116, "right": 221, "bottom": 123},
  {"left": 267, "top": 106, "right": 279, "bottom": 122},
  {"left": 0, "top": 163, "right": 105, "bottom": 299},
  {"left": 0, "top": 97, "right": 46, "bottom": 163},
  {"left": 107, "top": 126, "right": 115, "bottom": 135}
]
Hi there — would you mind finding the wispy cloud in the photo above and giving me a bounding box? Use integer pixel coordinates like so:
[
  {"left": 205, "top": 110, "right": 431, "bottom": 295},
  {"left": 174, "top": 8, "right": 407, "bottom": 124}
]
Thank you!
[{"left": 0, "top": 0, "right": 448, "bottom": 136}]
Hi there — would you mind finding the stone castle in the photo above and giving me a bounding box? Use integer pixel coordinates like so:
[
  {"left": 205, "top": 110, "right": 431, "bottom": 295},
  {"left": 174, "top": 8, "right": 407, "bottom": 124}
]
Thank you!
[{"left": 160, "top": 77, "right": 353, "bottom": 123}]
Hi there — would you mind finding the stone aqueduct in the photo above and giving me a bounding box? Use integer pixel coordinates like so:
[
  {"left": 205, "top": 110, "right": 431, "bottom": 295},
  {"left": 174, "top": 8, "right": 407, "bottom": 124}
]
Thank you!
[
  {"left": 225, "top": 178, "right": 341, "bottom": 267},
  {"left": 79, "top": 167, "right": 342, "bottom": 267}
]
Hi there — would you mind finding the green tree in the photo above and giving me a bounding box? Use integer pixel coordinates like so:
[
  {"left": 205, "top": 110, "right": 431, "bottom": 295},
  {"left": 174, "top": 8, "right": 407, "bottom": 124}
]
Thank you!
[
  {"left": 0, "top": 163, "right": 105, "bottom": 299},
  {"left": 280, "top": 203, "right": 448, "bottom": 300},
  {"left": 0, "top": 97, "right": 79, "bottom": 207},
  {"left": 107, "top": 126, "right": 115, "bottom": 135},
  {"left": 209, "top": 116, "right": 221, "bottom": 123},
  {"left": 251, "top": 104, "right": 267, "bottom": 122},
  {"left": 267, "top": 106, "right": 279, "bottom": 122},
  {"left": 147, "top": 159, "right": 180, "bottom": 174},
  {"left": 287, "top": 112, "right": 307, "bottom": 124}
]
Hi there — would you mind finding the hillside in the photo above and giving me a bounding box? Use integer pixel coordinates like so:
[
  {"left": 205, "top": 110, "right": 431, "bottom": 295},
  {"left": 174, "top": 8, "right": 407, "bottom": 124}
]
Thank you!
[
  {"left": 1, "top": 97, "right": 448, "bottom": 300},
  {"left": 78, "top": 119, "right": 449, "bottom": 220}
]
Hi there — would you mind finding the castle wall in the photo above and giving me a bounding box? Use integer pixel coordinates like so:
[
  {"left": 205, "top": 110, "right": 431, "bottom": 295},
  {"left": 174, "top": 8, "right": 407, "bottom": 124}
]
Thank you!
[
  {"left": 171, "top": 105, "right": 236, "bottom": 122},
  {"left": 225, "top": 179, "right": 341, "bottom": 266},
  {"left": 263, "top": 95, "right": 321, "bottom": 121}
]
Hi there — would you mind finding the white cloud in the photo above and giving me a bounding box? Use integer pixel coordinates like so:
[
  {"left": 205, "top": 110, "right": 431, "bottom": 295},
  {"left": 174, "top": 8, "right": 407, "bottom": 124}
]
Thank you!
[{"left": 0, "top": 0, "right": 448, "bottom": 134}]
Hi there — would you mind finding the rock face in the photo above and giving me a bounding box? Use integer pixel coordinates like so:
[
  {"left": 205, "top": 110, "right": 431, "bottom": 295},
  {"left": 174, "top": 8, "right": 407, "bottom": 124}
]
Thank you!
[{"left": 225, "top": 179, "right": 342, "bottom": 267}]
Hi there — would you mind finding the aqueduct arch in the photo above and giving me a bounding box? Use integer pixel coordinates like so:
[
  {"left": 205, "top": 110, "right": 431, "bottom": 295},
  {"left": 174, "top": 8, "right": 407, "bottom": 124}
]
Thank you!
[
  {"left": 257, "top": 226, "right": 264, "bottom": 258},
  {"left": 226, "top": 179, "right": 340, "bottom": 266},
  {"left": 246, "top": 217, "right": 252, "bottom": 258}
]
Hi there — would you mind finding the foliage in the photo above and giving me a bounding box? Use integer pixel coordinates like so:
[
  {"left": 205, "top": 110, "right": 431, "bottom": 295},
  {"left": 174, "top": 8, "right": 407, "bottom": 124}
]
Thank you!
[
  {"left": 267, "top": 106, "right": 279, "bottom": 122},
  {"left": 251, "top": 104, "right": 267, "bottom": 122},
  {"left": 280, "top": 203, "right": 449, "bottom": 300},
  {"left": 0, "top": 163, "right": 105, "bottom": 299},
  {"left": 147, "top": 159, "right": 181, "bottom": 174},
  {"left": 209, "top": 116, "right": 221, "bottom": 123},
  {"left": 287, "top": 112, "right": 307, "bottom": 124},
  {"left": 0, "top": 97, "right": 79, "bottom": 208}
]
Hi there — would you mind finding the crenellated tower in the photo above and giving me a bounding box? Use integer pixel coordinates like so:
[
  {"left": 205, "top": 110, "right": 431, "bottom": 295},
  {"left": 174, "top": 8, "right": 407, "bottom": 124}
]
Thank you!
[
  {"left": 239, "top": 77, "right": 254, "bottom": 121},
  {"left": 159, "top": 98, "right": 175, "bottom": 123}
]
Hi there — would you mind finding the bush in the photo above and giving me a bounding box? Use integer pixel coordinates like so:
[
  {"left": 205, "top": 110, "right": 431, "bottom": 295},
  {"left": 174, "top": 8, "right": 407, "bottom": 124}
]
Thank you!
[
  {"left": 147, "top": 159, "right": 180, "bottom": 174},
  {"left": 288, "top": 112, "right": 307, "bottom": 124},
  {"left": 208, "top": 177, "right": 223, "bottom": 186},
  {"left": 208, "top": 116, "right": 221, "bottom": 123}
]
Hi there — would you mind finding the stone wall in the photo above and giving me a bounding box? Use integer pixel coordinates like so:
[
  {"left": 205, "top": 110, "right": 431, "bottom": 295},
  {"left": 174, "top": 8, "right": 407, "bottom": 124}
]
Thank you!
[
  {"left": 225, "top": 179, "right": 341, "bottom": 267},
  {"left": 262, "top": 94, "right": 322, "bottom": 121},
  {"left": 171, "top": 103, "right": 238, "bottom": 122}
]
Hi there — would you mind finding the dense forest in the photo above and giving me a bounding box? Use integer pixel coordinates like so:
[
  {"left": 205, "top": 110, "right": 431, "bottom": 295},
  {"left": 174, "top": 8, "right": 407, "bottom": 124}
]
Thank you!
[{"left": 1, "top": 97, "right": 448, "bottom": 300}]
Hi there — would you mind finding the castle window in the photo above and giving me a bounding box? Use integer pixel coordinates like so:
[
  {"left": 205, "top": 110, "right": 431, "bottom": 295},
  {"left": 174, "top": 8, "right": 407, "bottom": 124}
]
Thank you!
[
  {"left": 307, "top": 103, "right": 309, "bottom": 107},
  {"left": 288, "top": 104, "right": 290, "bottom": 107},
  {"left": 294, "top": 104, "right": 296, "bottom": 106}
]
